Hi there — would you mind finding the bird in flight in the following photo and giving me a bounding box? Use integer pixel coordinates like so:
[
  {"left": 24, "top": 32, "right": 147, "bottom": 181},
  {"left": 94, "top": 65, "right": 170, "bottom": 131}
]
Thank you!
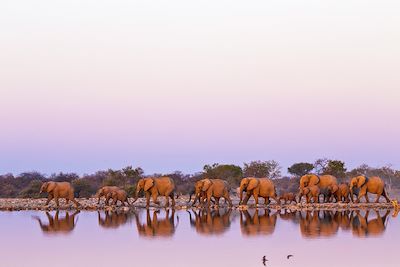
[
  {"left": 262, "top": 256, "right": 268, "bottom": 266},
  {"left": 287, "top": 254, "right": 294, "bottom": 259}
]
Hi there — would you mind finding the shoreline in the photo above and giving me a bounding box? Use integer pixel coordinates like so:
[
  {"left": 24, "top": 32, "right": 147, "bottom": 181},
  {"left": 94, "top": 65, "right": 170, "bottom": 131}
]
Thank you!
[{"left": 0, "top": 197, "right": 395, "bottom": 211}]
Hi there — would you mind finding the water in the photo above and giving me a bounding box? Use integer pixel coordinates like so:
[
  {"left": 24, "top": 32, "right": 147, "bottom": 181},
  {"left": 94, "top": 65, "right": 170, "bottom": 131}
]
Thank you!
[{"left": 0, "top": 209, "right": 398, "bottom": 267}]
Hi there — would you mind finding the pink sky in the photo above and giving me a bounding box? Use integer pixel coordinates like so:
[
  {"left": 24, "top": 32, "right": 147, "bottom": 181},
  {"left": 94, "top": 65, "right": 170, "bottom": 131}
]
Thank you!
[{"left": 1, "top": 0, "right": 399, "bottom": 175}]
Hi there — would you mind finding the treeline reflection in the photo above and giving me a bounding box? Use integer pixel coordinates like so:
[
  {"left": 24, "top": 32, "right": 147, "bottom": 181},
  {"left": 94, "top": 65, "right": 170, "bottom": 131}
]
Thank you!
[{"left": 32, "top": 209, "right": 395, "bottom": 238}]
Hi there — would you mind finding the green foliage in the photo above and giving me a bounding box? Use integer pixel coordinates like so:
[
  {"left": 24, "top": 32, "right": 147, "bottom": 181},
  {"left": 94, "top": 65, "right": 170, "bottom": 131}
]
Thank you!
[
  {"left": 203, "top": 163, "right": 243, "bottom": 186},
  {"left": 288, "top": 162, "right": 314, "bottom": 177},
  {"left": 322, "top": 160, "right": 347, "bottom": 178},
  {"left": 18, "top": 180, "right": 43, "bottom": 198},
  {"left": 72, "top": 179, "right": 95, "bottom": 198}
]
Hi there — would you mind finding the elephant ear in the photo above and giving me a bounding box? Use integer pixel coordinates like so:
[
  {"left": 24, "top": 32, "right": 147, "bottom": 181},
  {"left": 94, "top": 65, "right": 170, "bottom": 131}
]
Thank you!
[
  {"left": 202, "top": 179, "right": 212, "bottom": 192},
  {"left": 46, "top": 182, "right": 57, "bottom": 193},
  {"left": 144, "top": 179, "right": 154, "bottom": 191},
  {"left": 357, "top": 176, "right": 368, "bottom": 188},
  {"left": 247, "top": 178, "right": 260, "bottom": 191}
]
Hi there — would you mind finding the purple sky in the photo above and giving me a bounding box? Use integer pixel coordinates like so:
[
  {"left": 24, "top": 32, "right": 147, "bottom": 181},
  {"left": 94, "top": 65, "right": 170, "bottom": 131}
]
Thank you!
[{"left": 1, "top": 0, "right": 399, "bottom": 175}]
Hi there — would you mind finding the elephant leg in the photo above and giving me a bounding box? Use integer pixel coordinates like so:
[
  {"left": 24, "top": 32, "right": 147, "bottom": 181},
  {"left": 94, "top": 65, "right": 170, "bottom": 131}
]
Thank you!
[
  {"left": 45, "top": 194, "right": 53, "bottom": 205},
  {"left": 70, "top": 198, "right": 80, "bottom": 208},
  {"left": 382, "top": 189, "right": 390, "bottom": 203},
  {"left": 55, "top": 197, "right": 60, "bottom": 208},
  {"left": 146, "top": 192, "right": 151, "bottom": 208},
  {"left": 165, "top": 195, "right": 170, "bottom": 207},
  {"left": 224, "top": 192, "right": 233, "bottom": 207},
  {"left": 97, "top": 196, "right": 101, "bottom": 204},
  {"left": 242, "top": 192, "right": 251, "bottom": 205},
  {"left": 215, "top": 197, "right": 220, "bottom": 207},
  {"left": 364, "top": 193, "right": 370, "bottom": 203},
  {"left": 253, "top": 193, "right": 259, "bottom": 206},
  {"left": 170, "top": 193, "right": 176, "bottom": 207},
  {"left": 105, "top": 196, "right": 111, "bottom": 206}
]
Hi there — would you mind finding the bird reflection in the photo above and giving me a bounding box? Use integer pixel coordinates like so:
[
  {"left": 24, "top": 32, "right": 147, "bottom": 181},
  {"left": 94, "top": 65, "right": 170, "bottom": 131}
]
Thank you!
[
  {"left": 134, "top": 209, "right": 179, "bottom": 238},
  {"left": 98, "top": 210, "right": 131, "bottom": 229},
  {"left": 32, "top": 211, "right": 79, "bottom": 235},
  {"left": 188, "top": 208, "right": 232, "bottom": 236},
  {"left": 240, "top": 209, "right": 277, "bottom": 236}
]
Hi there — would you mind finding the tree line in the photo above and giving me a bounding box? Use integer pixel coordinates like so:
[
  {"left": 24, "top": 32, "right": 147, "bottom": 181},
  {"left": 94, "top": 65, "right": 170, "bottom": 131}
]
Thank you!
[{"left": 1, "top": 158, "right": 399, "bottom": 198}]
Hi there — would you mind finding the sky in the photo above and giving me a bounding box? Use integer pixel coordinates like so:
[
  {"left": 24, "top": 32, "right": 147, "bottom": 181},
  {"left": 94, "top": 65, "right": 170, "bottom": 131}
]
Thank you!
[{"left": 1, "top": 0, "right": 399, "bottom": 175}]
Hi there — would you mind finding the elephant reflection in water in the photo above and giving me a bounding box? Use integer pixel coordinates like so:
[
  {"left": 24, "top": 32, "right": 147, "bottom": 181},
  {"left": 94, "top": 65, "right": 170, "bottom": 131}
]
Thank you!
[
  {"left": 188, "top": 208, "right": 232, "bottom": 235},
  {"left": 98, "top": 211, "right": 130, "bottom": 229},
  {"left": 351, "top": 210, "right": 390, "bottom": 237},
  {"left": 32, "top": 211, "right": 79, "bottom": 234},
  {"left": 299, "top": 211, "right": 339, "bottom": 238},
  {"left": 134, "top": 209, "right": 179, "bottom": 238},
  {"left": 240, "top": 209, "right": 277, "bottom": 236}
]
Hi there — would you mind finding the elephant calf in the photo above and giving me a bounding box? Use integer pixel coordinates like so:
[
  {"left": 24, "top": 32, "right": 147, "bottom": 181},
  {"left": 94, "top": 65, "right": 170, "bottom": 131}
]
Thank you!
[
  {"left": 298, "top": 186, "right": 320, "bottom": 204},
  {"left": 192, "top": 179, "right": 232, "bottom": 207},
  {"left": 278, "top": 192, "right": 297, "bottom": 204},
  {"left": 108, "top": 189, "right": 130, "bottom": 206},
  {"left": 96, "top": 186, "right": 120, "bottom": 205},
  {"left": 334, "top": 183, "right": 350, "bottom": 203},
  {"left": 40, "top": 181, "right": 80, "bottom": 209}
]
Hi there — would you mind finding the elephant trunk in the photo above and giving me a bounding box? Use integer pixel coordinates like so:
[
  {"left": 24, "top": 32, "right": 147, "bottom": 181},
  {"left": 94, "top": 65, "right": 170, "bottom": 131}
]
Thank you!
[{"left": 239, "top": 185, "right": 245, "bottom": 204}]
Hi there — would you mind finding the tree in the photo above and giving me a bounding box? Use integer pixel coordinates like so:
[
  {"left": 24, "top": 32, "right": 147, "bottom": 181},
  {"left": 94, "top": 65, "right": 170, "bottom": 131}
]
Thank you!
[
  {"left": 322, "top": 160, "right": 347, "bottom": 178},
  {"left": 243, "top": 160, "right": 282, "bottom": 179},
  {"left": 18, "top": 180, "right": 43, "bottom": 198},
  {"left": 287, "top": 162, "right": 314, "bottom": 177},
  {"left": 203, "top": 163, "right": 243, "bottom": 186},
  {"left": 72, "top": 179, "right": 95, "bottom": 198},
  {"left": 314, "top": 158, "right": 329, "bottom": 174}
]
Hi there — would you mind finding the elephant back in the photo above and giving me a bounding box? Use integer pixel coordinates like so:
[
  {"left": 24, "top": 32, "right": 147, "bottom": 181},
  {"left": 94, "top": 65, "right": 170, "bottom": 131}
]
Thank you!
[{"left": 317, "top": 175, "right": 338, "bottom": 190}]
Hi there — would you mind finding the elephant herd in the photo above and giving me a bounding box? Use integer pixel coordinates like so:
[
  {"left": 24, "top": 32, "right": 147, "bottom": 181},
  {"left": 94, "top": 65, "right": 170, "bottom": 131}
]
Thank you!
[
  {"left": 32, "top": 209, "right": 393, "bottom": 239},
  {"left": 38, "top": 174, "right": 391, "bottom": 209}
]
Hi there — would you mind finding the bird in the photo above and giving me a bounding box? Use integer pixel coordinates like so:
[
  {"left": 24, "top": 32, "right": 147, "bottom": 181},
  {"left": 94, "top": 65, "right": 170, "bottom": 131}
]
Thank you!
[
  {"left": 262, "top": 256, "right": 268, "bottom": 266},
  {"left": 287, "top": 254, "right": 294, "bottom": 259}
]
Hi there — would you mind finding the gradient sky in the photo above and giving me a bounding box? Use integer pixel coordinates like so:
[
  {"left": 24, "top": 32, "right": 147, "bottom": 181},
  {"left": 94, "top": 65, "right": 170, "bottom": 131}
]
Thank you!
[{"left": 1, "top": 0, "right": 399, "bottom": 175}]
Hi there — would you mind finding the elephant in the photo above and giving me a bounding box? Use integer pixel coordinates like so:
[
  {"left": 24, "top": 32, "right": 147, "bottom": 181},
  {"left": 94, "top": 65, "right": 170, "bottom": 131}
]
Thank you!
[
  {"left": 333, "top": 183, "right": 350, "bottom": 203},
  {"left": 240, "top": 209, "right": 277, "bottom": 236},
  {"left": 191, "top": 179, "right": 232, "bottom": 207},
  {"left": 299, "top": 210, "right": 338, "bottom": 238},
  {"left": 334, "top": 210, "right": 352, "bottom": 231},
  {"left": 134, "top": 209, "right": 179, "bottom": 238},
  {"left": 239, "top": 177, "right": 278, "bottom": 205},
  {"left": 351, "top": 210, "right": 390, "bottom": 237},
  {"left": 349, "top": 176, "right": 390, "bottom": 203},
  {"left": 96, "top": 186, "right": 120, "bottom": 205},
  {"left": 98, "top": 211, "right": 130, "bottom": 229},
  {"left": 299, "top": 174, "right": 338, "bottom": 194},
  {"left": 39, "top": 181, "right": 80, "bottom": 209},
  {"left": 298, "top": 185, "right": 320, "bottom": 203},
  {"left": 132, "top": 177, "right": 175, "bottom": 208},
  {"left": 188, "top": 208, "right": 232, "bottom": 236},
  {"left": 319, "top": 184, "right": 338, "bottom": 203},
  {"left": 278, "top": 192, "right": 297, "bottom": 204},
  {"left": 32, "top": 211, "right": 79, "bottom": 234},
  {"left": 108, "top": 189, "right": 130, "bottom": 206}
]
